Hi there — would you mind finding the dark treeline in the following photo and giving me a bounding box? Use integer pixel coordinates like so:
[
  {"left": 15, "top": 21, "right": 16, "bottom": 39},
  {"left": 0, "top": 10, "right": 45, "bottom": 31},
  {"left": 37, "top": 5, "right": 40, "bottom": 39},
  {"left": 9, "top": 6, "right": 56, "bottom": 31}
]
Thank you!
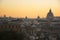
[
  {"left": 0, "top": 31, "right": 25, "bottom": 40},
  {"left": 0, "top": 31, "right": 60, "bottom": 40}
]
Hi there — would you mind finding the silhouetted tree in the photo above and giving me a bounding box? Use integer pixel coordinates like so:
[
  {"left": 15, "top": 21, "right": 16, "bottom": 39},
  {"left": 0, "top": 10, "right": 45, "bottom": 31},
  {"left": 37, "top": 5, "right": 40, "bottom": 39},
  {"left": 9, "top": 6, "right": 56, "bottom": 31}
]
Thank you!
[{"left": 0, "top": 31, "right": 25, "bottom": 40}]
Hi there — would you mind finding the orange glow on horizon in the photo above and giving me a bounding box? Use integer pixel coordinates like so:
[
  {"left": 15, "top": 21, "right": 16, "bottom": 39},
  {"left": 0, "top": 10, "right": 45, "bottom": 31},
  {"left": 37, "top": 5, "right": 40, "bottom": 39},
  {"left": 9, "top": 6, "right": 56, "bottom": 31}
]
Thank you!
[{"left": 0, "top": 0, "right": 60, "bottom": 18}]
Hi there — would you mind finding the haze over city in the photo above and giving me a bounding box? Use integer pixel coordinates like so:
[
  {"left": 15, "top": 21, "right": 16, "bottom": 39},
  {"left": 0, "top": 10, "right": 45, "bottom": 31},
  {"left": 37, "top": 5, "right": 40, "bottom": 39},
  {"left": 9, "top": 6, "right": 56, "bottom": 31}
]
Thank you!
[
  {"left": 0, "top": 0, "right": 60, "bottom": 18},
  {"left": 0, "top": 0, "right": 60, "bottom": 40}
]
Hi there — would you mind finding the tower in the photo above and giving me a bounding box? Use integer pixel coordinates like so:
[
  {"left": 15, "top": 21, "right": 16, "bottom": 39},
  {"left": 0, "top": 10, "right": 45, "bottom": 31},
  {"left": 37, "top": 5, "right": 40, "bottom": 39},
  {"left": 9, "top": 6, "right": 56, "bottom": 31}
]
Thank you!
[
  {"left": 46, "top": 9, "right": 54, "bottom": 20},
  {"left": 37, "top": 16, "right": 40, "bottom": 20},
  {"left": 4, "top": 14, "right": 6, "bottom": 18},
  {"left": 25, "top": 16, "right": 28, "bottom": 19},
  {"left": 24, "top": 16, "right": 28, "bottom": 21}
]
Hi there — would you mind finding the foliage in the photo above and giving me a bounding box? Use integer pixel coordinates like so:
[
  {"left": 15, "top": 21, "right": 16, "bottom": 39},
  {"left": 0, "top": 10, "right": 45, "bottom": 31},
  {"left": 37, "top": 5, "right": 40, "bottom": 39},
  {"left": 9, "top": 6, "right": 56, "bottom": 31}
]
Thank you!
[{"left": 0, "top": 31, "right": 25, "bottom": 40}]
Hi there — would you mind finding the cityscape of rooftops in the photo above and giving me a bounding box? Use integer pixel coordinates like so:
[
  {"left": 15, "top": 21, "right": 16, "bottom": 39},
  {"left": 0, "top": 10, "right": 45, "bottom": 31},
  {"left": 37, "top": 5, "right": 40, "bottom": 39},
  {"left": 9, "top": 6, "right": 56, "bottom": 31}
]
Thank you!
[{"left": 0, "top": 0, "right": 60, "bottom": 40}]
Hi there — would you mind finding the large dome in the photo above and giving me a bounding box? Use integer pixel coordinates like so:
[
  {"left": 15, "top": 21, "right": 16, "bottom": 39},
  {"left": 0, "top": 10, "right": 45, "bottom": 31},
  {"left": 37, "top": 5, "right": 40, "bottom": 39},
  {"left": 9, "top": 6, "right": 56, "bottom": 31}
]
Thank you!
[{"left": 47, "top": 9, "right": 54, "bottom": 20}]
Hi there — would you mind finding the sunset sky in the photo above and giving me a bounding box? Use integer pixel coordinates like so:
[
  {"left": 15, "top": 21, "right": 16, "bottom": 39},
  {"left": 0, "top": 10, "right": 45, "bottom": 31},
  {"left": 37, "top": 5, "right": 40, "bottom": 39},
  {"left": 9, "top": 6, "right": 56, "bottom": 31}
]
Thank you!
[{"left": 0, "top": 0, "right": 60, "bottom": 18}]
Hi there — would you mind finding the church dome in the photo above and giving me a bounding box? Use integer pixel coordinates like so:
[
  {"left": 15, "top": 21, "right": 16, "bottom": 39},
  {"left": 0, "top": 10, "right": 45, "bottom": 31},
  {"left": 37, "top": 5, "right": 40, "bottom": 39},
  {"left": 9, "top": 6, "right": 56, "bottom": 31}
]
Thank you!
[{"left": 47, "top": 9, "right": 54, "bottom": 20}]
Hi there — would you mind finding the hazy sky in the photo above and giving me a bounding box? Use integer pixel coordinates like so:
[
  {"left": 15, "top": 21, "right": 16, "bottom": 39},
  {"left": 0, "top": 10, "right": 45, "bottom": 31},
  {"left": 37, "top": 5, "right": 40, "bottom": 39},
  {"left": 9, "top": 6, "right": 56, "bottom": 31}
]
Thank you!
[{"left": 0, "top": 0, "right": 60, "bottom": 18}]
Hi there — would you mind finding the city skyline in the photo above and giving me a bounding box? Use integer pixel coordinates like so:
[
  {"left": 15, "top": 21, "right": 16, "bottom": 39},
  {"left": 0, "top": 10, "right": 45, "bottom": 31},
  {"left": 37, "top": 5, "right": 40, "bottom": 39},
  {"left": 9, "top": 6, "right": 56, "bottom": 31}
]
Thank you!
[{"left": 0, "top": 0, "right": 60, "bottom": 18}]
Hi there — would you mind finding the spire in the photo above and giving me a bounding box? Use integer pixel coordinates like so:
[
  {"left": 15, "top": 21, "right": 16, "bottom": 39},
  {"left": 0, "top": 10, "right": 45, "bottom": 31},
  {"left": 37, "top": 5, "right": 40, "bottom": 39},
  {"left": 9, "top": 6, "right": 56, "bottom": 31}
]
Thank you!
[
  {"left": 37, "top": 12, "right": 40, "bottom": 19},
  {"left": 25, "top": 16, "right": 28, "bottom": 19},
  {"left": 37, "top": 16, "right": 40, "bottom": 19},
  {"left": 37, "top": 16, "right": 40, "bottom": 21},
  {"left": 4, "top": 14, "right": 6, "bottom": 18},
  {"left": 49, "top": 9, "right": 52, "bottom": 13}
]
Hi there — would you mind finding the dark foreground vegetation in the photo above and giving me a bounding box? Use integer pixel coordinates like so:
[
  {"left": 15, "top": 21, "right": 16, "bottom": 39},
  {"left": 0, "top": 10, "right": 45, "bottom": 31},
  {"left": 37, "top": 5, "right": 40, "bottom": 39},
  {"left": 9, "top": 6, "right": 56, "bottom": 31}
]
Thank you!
[
  {"left": 0, "top": 31, "right": 25, "bottom": 40},
  {"left": 0, "top": 30, "right": 60, "bottom": 40}
]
